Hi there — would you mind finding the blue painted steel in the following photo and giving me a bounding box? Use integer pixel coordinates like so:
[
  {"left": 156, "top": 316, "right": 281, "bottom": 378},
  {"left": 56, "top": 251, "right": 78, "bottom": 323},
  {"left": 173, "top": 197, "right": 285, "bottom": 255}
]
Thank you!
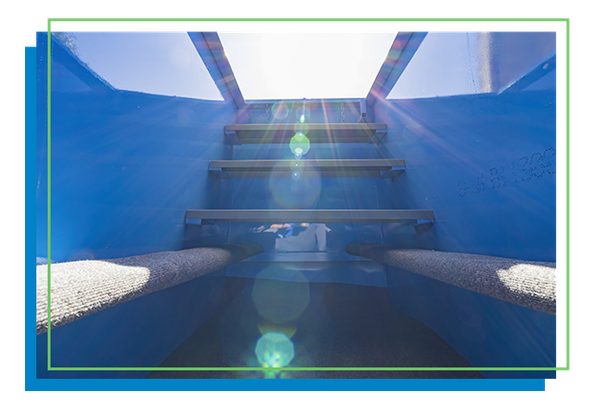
[
  {"left": 224, "top": 128, "right": 242, "bottom": 145},
  {"left": 33, "top": 31, "right": 558, "bottom": 381},
  {"left": 366, "top": 32, "right": 428, "bottom": 106},
  {"left": 189, "top": 32, "right": 246, "bottom": 109},
  {"left": 36, "top": 32, "right": 236, "bottom": 378},
  {"left": 500, "top": 54, "right": 557, "bottom": 94},
  {"left": 381, "top": 165, "right": 405, "bottom": 179},
  {"left": 38, "top": 33, "right": 236, "bottom": 262},
  {"left": 227, "top": 252, "right": 387, "bottom": 287},
  {"left": 209, "top": 166, "right": 231, "bottom": 179},
  {"left": 369, "top": 128, "right": 387, "bottom": 144},
  {"left": 36, "top": 271, "right": 226, "bottom": 379},
  {"left": 372, "top": 32, "right": 556, "bottom": 378}
]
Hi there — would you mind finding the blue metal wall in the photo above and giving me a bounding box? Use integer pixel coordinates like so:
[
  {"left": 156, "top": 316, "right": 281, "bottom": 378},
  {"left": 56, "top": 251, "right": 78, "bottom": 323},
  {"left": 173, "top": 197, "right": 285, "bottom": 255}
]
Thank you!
[
  {"left": 37, "top": 33, "right": 235, "bottom": 263},
  {"left": 36, "top": 33, "right": 237, "bottom": 378},
  {"left": 372, "top": 32, "right": 557, "bottom": 378}
]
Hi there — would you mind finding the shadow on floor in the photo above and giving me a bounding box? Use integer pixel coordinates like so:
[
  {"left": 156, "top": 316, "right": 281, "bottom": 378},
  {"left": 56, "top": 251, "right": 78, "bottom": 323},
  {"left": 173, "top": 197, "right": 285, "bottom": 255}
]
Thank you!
[{"left": 147, "top": 276, "right": 483, "bottom": 379}]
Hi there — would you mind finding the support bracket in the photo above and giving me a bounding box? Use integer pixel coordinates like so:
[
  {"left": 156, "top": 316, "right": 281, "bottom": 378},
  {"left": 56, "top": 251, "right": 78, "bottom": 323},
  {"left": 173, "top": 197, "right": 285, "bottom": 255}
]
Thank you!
[
  {"left": 381, "top": 165, "right": 405, "bottom": 179},
  {"left": 369, "top": 129, "right": 387, "bottom": 144},
  {"left": 359, "top": 98, "right": 368, "bottom": 123},
  {"left": 225, "top": 129, "right": 242, "bottom": 145},
  {"left": 399, "top": 219, "right": 434, "bottom": 227},
  {"left": 209, "top": 166, "right": 231, "bottom": 179}
]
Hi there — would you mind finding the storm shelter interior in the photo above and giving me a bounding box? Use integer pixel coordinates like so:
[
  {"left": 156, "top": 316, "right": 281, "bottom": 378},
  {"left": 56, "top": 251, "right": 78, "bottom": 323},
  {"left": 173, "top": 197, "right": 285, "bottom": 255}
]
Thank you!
[{"left": 35, "top": 31, "right": 557, "bottom": 379}]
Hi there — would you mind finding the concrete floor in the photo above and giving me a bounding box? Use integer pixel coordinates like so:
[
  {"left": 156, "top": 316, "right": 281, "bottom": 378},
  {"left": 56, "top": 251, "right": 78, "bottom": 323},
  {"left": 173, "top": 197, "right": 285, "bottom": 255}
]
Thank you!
[{"left": 147, "top": 276, "right": 483, "bottom": 379}]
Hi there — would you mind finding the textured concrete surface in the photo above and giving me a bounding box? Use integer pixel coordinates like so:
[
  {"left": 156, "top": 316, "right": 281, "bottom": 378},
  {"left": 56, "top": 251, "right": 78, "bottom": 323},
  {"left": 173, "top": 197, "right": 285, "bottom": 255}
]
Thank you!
[
  {"left": 147, "top": 277, "right": 483, "bottom": 379},
  {"left": 346, "top": 244, "right": 556, "bottom": 314},
  {"left": 36, "top": 244, "right": 263, "bottom": 335}
]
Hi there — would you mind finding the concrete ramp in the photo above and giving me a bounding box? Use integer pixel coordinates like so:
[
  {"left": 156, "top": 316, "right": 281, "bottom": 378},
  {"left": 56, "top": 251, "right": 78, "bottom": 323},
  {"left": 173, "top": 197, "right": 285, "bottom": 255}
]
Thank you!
[
  {"left": 36, "top": 244, "right": 263, "bottom": 335},
  {"left": 346, "top": 244, "right": 556, "bottom": 314}
]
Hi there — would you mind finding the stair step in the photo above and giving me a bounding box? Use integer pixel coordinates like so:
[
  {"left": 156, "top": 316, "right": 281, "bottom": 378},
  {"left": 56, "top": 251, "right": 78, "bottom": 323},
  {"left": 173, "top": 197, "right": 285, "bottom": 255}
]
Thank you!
[
  {"left": 209, "top": 159, "right": 405, "bottom": 179},
  {"left": 224, "top": 123, "right": 387, "bottom": 144},
  {"left": 185, "top": 209, "right": 434, "bottom": 225}
]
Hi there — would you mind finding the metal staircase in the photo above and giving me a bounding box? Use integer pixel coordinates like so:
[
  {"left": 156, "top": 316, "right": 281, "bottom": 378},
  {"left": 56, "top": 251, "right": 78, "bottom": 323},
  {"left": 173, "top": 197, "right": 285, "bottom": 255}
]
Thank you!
[{"left": 185, "top": 122, "right": 435, "bottom": 230}]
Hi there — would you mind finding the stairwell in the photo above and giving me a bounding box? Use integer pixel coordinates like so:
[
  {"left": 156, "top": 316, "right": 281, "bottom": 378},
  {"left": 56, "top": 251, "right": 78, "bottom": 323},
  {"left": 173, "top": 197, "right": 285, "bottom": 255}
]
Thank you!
[{"left": 185, "top": 107, "right": 435, "bottom": 274}]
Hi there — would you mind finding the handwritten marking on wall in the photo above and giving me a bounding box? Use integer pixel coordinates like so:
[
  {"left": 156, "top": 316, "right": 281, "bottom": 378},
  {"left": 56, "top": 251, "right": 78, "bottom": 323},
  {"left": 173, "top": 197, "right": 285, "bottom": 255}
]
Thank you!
[{"left": 458, "top": 147, "right": 556, "bottom": 197}]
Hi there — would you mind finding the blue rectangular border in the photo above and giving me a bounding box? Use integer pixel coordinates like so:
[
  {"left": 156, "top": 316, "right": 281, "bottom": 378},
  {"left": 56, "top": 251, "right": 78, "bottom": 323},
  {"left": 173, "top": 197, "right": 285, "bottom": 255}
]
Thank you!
[
  {"left": 28, "top": 378, "right": 545, "bottom": 391},
  {"left": 25, "top": 46, "right": 38, "bottom": 391}
]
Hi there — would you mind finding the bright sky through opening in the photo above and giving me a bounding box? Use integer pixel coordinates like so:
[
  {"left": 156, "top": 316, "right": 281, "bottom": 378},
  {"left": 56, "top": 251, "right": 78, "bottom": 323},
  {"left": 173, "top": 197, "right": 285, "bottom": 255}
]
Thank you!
[
  {"left": 67, "top": 32, "right": 224, "bottom": 100},
  {"left": 218, "top": 32, "right": 397, "bottom": 100}
]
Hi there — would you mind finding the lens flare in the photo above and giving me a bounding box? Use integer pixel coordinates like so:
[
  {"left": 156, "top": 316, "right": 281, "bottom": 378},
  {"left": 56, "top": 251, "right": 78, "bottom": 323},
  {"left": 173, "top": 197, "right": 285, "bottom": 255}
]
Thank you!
[
  {"left": 294, "top": 122, "right": 309, "bottom": 136},
  {"left": 290, "top": 160, "right": 302, "bottom": 177},
  {"left": 252, "top": 266, "right": 310, "bottom": 324},
  {"left": 271, "top": 102, "right": 289, "bottom": 120},
  {"left": 268, "top": 161, "right": 321, "bottom": 208},
  {"left": 289, "top": 132, "right": 310, "bottom": 157},
  {"left": 255, "top": 332, "right": 295, "bottom": 368},
  {"left": 402, "top": 122, "right": 426, "bottom": 143},
  {"left": 295, "top": 105, "right": 311, "bottom": 122},
  {"left": 258, "top": 323, "right": 297, "bottom": 338}
]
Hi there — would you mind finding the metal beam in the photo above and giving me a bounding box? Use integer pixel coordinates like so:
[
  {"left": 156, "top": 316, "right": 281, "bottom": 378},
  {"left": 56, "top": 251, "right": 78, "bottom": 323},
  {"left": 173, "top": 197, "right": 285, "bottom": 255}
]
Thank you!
[
  {"left": 209, "top": 158, "right": 405, "bottom": 178},
  {"left": 366, "top": 32, "right": 428, "bottom": 106},
  {"left": 187, "top": 32, "right": 245, "bottom": 109},
  {"left": 499, "top": 54, "right": 556, "bottom": 94},
  {"left": 224, "top": 123, "right": 387, "bottom": 144}
]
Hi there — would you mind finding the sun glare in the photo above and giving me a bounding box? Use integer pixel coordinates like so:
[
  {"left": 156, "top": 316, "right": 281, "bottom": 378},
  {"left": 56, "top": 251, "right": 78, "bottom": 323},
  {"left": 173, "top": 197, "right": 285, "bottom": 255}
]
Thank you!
[{"left": 218, "top": 32, "right": 397, "bottom": 100}]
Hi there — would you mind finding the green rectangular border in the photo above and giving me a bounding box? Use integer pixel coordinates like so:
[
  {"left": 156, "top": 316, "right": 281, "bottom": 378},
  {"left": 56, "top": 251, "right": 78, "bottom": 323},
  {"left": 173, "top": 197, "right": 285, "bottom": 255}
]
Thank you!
[{"left": 46, "top": 16, "right": 571, "bottom": 373}]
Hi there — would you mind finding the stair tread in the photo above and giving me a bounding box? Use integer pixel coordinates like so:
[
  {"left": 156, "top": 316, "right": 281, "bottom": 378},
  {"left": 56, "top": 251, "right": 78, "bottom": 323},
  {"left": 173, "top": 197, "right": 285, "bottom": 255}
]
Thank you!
[
  {"left": 225, "top": 123, "right": 387, "bottom": 144},
  {"left": 211, "top": 158, "right": 404, "bottom": 167},
  {"left": 225, "top": 123, "right": 387, "bottom": 130},
  {"left": 209, "top": 158, "right": 405, "bottom": 178},
  {"left": 185, "top": 209, "right": 434, "bottom": 223}
]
